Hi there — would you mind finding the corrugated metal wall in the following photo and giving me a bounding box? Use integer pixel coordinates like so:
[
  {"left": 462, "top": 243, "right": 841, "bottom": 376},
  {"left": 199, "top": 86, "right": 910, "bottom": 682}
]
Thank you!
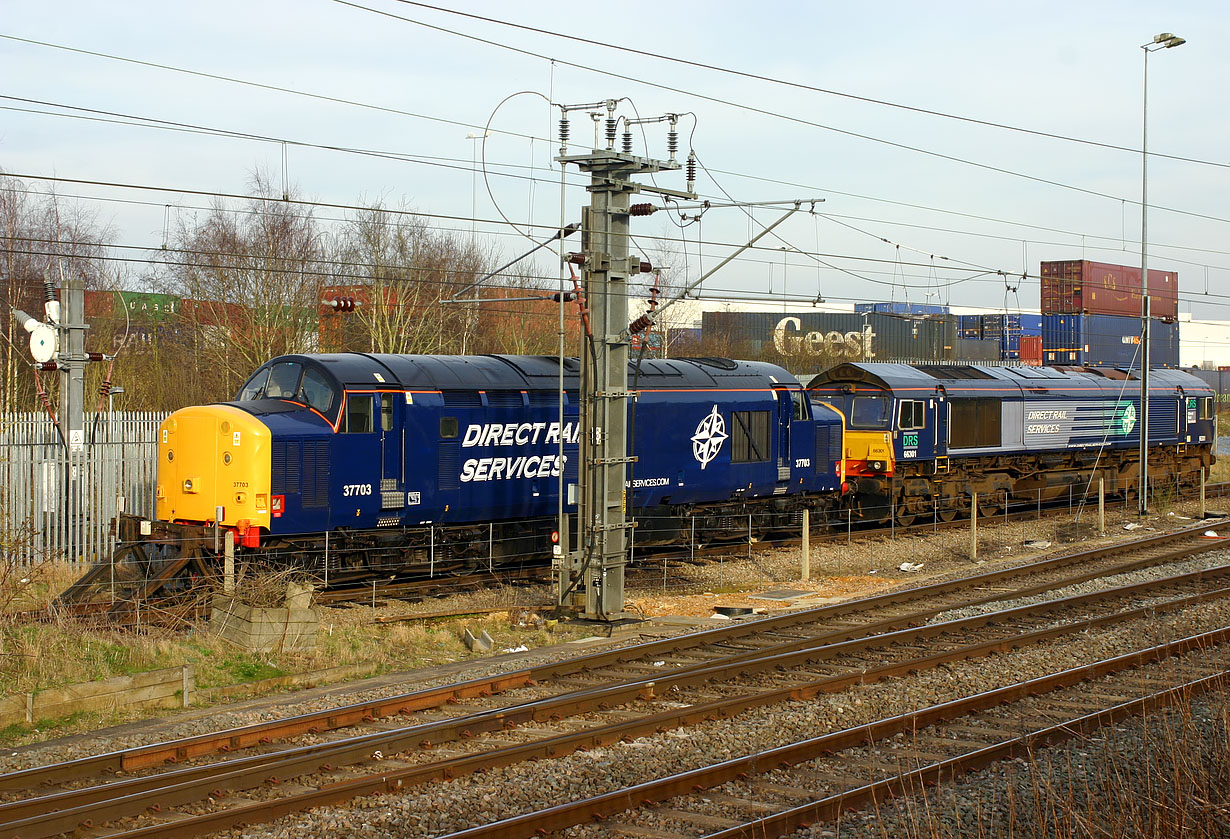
[
  {"left": 700, "top": 311, "right": 1000, "bottom": 364},
  {"left": 0, "top": 412, "right": 166, "bottom": 567}
]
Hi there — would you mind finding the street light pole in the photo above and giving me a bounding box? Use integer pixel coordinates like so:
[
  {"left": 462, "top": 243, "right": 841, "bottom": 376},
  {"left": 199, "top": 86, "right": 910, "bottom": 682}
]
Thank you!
[{"left": 1138, "top": 31, "right": 1185, "bottom": 517}]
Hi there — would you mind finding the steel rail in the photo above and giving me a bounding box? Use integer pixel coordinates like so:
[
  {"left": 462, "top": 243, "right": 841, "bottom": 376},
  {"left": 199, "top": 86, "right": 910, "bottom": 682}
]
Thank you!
[
  {"left": 431, "top": 628, "right": 1230, "bottom": 839},
  {"left": 0, "top": 522, "right": 1219, "bottom": 794},
  {"left": 6, "top": 567, "right": 1229, "bottom": 839}
]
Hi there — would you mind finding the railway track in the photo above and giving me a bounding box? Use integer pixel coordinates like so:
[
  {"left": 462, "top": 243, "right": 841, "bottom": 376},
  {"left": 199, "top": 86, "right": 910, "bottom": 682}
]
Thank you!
[
  {"left": 441, "top": 633, "right": 1227, "bottom": 839},
  {"left": 3, "top": 522, "right": 1228, "bottom": 838}
]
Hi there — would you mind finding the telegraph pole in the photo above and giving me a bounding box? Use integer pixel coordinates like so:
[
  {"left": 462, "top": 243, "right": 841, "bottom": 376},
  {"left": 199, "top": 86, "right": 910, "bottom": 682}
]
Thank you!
[{"left": 556, "top": 106, "right": 689, "bottom": 621}]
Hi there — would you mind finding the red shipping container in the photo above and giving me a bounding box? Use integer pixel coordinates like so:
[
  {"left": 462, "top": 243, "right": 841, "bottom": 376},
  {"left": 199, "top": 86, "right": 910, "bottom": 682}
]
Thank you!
[
  {"left": 1019, "top": 334, "right": 1043, "bottom": 366},
  {"left": 1040, "top": 260, "right": 1178, "bottom": 320}
]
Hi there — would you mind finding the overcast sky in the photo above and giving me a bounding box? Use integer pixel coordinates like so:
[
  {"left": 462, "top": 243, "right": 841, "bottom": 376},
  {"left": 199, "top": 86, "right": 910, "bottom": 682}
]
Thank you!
[{"left": 3, "top": 1, "right": 1228, "bottom": 319}]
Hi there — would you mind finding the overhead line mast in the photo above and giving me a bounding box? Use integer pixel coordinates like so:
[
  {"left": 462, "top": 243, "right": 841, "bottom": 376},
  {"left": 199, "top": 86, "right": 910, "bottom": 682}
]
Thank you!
[{"left": 555, "top": 101, "right": 693, "bottom": 621}]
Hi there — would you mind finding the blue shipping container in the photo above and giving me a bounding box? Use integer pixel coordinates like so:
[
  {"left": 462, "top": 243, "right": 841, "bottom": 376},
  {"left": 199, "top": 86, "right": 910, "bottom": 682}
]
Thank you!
[
  {"left": 853, "top": 302, "right": 949, "bottom": 316},
  {"left": 1041, "top": 313, "right": 1178, "bottom": 368},
  {"left": 958, "top": 314, "right": 983, "bottom": 339},
  {"left": 980, "top": 313, "right": 1044, "bottom": 359}
]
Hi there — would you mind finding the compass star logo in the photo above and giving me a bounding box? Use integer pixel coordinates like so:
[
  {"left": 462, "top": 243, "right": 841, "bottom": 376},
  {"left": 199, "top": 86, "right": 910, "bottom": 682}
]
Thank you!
[
  {"left": 1118, "top": 402, "right": 1137, "bottom": 436},
  {"left": 692, "top": 405, "right": 728, "bottom": 470}
]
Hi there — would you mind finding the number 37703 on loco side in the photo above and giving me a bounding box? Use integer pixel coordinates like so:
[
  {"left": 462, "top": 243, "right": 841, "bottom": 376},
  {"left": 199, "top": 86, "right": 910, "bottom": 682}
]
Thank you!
[{"left": 153, "top": 353, "right": 847, "bottom": 577}]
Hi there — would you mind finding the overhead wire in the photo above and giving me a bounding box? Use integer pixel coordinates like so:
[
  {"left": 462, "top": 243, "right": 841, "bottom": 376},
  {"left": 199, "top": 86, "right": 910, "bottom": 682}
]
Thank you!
[
  {"left": 387, "top": 0, "right": 1228, "bottom": 172},
  {"left": 328, "top": 0, "right": 1230, "bottom": 225}
]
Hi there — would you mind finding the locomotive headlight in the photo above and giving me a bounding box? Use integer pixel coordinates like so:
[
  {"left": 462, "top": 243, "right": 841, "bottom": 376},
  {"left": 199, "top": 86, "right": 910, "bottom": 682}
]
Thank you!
[
  {"left": 223, "top": 452, "right": 232, "bottom": 465},
  {"left": 183, "top": 478, "right": 198, "bottom": 493},
  {"left": 870, "top": 460, "right": 885, "bottom": 472}
]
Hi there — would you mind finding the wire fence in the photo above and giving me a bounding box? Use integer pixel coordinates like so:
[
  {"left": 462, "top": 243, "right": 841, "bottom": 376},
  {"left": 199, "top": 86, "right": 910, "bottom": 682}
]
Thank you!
[
  {"left": 67, "top": 475, "right": 1191, "bottom": 604},
  {"left": 0, "top": 412, "right": 167, "bottom": 567}
]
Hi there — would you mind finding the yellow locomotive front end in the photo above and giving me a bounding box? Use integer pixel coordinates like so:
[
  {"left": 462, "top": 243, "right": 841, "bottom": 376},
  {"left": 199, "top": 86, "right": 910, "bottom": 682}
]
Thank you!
[{"left": 156, "top": 405, "right": 273, "bottom": 542}]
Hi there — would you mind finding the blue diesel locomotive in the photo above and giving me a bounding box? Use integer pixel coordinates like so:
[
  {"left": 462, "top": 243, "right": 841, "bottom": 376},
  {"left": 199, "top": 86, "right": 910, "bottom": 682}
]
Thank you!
[
  {"left": 808, "top": 362, "right": 1216, "bottom": 523},
  {"left": 153, "top": 353, "right": 846, "bottom": 578}
]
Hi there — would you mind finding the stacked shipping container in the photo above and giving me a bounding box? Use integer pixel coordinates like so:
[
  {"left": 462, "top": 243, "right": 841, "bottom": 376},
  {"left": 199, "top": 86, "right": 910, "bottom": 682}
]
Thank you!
[
  {"left": 1039, "top": 260, "right": 1178, "bottom": 368},
  {"left": 852, "top": 302, "right": 949, "bottom": 316},
  {"left": 956, "top": 313, "right": 1042, "bottom": 359},
  {"left": 1041, "top": 313, "right": 1178, "bottom": 368},
  {"left": 1040, "top": 260, "right": 1177, "bottom": 320}
]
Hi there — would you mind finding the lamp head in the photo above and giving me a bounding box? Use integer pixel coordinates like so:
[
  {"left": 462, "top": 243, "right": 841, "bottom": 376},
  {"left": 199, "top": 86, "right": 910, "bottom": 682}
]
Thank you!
[{"left": 1151, "top": 32, "right": 1186, "bottom": 48}]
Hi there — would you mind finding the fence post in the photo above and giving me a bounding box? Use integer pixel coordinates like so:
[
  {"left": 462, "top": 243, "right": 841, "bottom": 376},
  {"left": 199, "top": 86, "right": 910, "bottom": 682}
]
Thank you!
[
  {"left": 969, "top": 491, "right": 978, "bottom": 561},
  {"left": 801, "top": 509, "right": 810, "bottom": 582},
  {"left": 224, "top": 535, "right": 235, "bottom": 596},
  {"left": 1201, "top": 467, "right": 1207, "bottom": 519},
  {"left": 1098, "top": 478, "right": 1105, "bottom": 536}
]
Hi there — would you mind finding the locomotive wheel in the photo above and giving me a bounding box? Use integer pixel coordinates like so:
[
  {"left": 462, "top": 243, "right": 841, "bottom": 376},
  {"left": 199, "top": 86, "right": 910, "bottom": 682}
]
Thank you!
[
  {"left": 894, "top": 503, "right": 917, "bottom": 527},
  {"left": 937, "top": 506, "right": 959, "bottom": 522}
]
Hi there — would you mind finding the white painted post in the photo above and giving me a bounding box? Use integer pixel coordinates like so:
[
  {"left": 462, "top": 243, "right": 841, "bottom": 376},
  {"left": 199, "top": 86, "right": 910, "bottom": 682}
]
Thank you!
[
  {"left": 801, "top": 509, "right": 811, "bottom": 581},
  {"left": 1098, "top": 478, "right": 1105, "bottom": 536},
  {"left": 223, "top": 534, "right": 235, "bottom": 596},
  {"left": 1201, "top": 467, "right": 1207, "bottom": 519},
  {"left": 182, "top": 664, "right": 191, "bottom": 708},
  {"left": 970, "top": 491, "right": 978, "bottom": 561}
]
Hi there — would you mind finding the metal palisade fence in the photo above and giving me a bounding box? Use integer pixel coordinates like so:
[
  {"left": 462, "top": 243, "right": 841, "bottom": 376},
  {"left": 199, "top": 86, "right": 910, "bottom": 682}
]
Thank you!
[{"left": 0, "top": 412, "right": 167, "bottom": 567}]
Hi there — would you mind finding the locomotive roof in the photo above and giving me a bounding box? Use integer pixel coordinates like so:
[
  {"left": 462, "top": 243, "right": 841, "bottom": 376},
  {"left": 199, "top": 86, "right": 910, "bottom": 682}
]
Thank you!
[
  {"left": 264, "top": 354, "right": 799, "bottom": 391},
  {"left": 808, "top": 362, "right": 1213, "bottom": 398}
]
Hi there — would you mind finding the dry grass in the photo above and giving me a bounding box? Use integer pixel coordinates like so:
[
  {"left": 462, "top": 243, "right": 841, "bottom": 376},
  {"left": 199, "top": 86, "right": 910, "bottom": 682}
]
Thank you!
[{"left": 842, "top": 684, "right": 1230, "bottom": 838}]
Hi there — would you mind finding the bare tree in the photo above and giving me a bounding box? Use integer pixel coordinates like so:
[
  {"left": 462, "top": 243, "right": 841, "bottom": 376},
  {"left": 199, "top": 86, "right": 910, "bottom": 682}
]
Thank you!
[
  {"left": 331, "top": 201, "right": 497, "bottom": 355},
  {"left": 161, "top": 173, "right": 325, "bottom": 399},
  {"left": 0, "top": 174, "right": 113, "bottom": 413}
]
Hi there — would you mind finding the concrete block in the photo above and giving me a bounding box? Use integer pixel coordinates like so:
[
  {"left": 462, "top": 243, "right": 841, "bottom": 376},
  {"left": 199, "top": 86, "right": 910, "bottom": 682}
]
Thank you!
[{"left": 211, "top": 596, "right": 318, "bottom": 652}]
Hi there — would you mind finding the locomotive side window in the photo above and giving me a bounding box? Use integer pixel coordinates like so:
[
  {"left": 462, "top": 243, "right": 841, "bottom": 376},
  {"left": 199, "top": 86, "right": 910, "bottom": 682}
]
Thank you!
[
  {"left": 850, "top": 396, "right": 891, "bottom": 429},
  {"left": 380, "top": 394, "right": 395, "bottom": 432},
  {"left": 949, "top": 398, "right": 1001, "bottom": 448},
  {"left": 731, "top": 410, "right": 770, "bottom": 463},
  {"left": 239, "top": 367, "right": 270, "bottom": 400},
  {"left": 898, "top": 400, "right": 925, "bottom": 430},
  {"left": 265, "top": 362, "right": 302, "bottom": 399},
  {"left": 342, "top": 394, "right": 374, "bottom": 433},
  {"left": 1201, "top": 397, "right": 1214, "bottom": 420},
  {"left": 440, "top": 417, "right": 459, "bottom": 439},
  {"left": 790, "top": 390, "right": 809, "bottom": 420},
  {"left": 299, "top": 367, "right": 336, "bottom": 413}
]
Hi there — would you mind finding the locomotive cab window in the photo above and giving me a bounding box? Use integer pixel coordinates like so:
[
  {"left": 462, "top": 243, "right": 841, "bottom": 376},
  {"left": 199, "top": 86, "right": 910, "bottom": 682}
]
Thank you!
[
  {"left": 238, "top": 367, "right": 270, "bottom": 401},
  {"left": 342, "top": 394, "right": 374, "bottom": 433},
  {"left": 789, "top": 390, "right": 809, "bottom": 420},
  {"left": 298, "top": 367, "right": 336, "bottom": 413},
  {"left": 850, "top": 396, "right": 891, "bottom": 429},
  {"left": 1201, "top": 397, "right": 1214, "bottom": 420},
  {"left": 732, "top": 410, "right": 770, "bottom": 463},
  {"left": 380, "top": 394, "right": 395, "bottom": 432},
  {"left": 898, "top": 400, "right": 925, "bottom": 430},
  {"left": 264, "top": 362, "right": 302, "bottom": 399}
]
